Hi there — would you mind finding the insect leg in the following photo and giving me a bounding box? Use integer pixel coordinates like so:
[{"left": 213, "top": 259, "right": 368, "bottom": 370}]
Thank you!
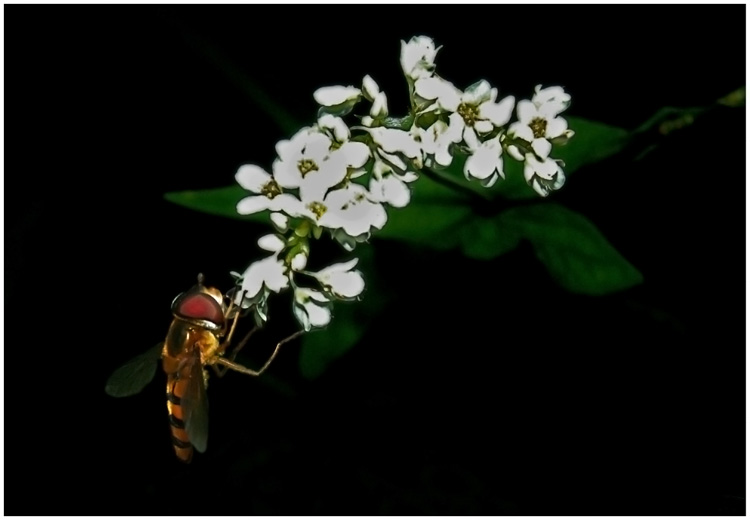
[
  {"left": 214, "top": 330, "right": 304, "bottom": 377},
  {"left": 213, "top": 325, "right": 260, "bottom": 378},
  {"left": 217, "top": 290, "right": 249, "bottom": 356}
]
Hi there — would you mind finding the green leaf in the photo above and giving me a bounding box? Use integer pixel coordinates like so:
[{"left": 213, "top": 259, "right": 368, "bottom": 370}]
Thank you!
[
  {"left": 504, "top": 203, "right": 643, "bottom": 295},
  {"left": 460, "top": 213, "right": 522, "bottom": 260},
  {"left": 375, "top": 173, "right": 474, "bottom": 249},
  {"left": 495, "top": 116, "right": 631, "bottom": 201},
  {"left": 164, "top": 185, "right": 266, "bottom": 223},
  {"left": 555, "top": 116, "right": 631, "bottom": 173}
]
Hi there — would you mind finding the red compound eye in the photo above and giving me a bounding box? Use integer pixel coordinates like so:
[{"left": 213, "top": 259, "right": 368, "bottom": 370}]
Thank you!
[{"left": 177, "top": 293, "right": 224, "bottom": 324}]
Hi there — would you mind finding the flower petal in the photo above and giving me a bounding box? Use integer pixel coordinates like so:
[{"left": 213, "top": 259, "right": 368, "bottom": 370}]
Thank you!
[
  {"left": 237, "top": 195, "right": 272, "bottom": 215},
  {"left": 257, "top": 234, "right": 285, "bottom": 252},
  {"left": 313, "top": 85, "right": 361, "bottom": 107},
  {"left": 508, "top": 121, "right": 534, "bottom": 142},
  {"left": 370, "top": 91, "right": 389, "bottom": 118},
  {"left": 270, "top": 212, "right": 289, "bottom": 231},
  {"left": 318, "top": 114, "right": 350, "bottom": 143},
  {"left": 370, "top": 175, "right": 411, "bottom": 208},
  {"left": 545, "top": 116, "right": 569, "bottom": 139},
  {"left": 516, "top": 99, "right": 537, "bottom": 124},
  {"left": 235, "top": 164, "right": 271, "bottom": 192},
  {"left": 369, "top": 128, "right": 421, "bottom": 159},
  {"left": 362, "top": 74, "right": 379, "bottom": 101},
  {"left": 480, "top": 95, "right": 515, "bottom": 127},
  {"left": 531, "top": 138, "right": 552, "bottom": 159},
  {"left": 414, "top": 77, "right": 461, "bottom": 111}
]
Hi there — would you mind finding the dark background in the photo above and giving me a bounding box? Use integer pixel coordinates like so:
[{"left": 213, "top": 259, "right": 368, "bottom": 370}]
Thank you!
[{"left": 5, "top": 5, "right": 745, "bottom": 515}]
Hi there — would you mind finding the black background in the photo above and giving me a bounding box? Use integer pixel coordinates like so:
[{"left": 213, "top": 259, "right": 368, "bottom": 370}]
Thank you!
[{"left": 5, "top": 5, "right": 745, "bottom": 515}]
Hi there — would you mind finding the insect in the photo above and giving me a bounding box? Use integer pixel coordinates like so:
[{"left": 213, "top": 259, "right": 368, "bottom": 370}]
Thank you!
[{"left": 105, "top": 274, "right": 302, "bottom": 463}]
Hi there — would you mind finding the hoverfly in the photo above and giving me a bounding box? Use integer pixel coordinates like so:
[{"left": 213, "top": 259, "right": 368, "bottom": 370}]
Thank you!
[{"left": 105, "top": 274, "right": 301, "bottom": 463}]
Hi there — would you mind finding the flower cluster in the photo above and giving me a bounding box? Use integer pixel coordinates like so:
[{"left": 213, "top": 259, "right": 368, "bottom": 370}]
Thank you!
[{"left": 233, "top": 36, "right": 573, "bottom": 331}]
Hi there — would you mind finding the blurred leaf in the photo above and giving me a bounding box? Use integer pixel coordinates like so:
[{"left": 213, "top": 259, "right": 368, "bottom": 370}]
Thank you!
[
  {"left": 164, "top": 185, "right": 266, "bottom": 223},
  {"left": 555, "top": 116, "right": 631, "bottom": 173},
  {"left": 460, "top": 213, "right": 522, "bottom": 260},
  {"left": 717, "top": 86, "right": 745, "bottom": 107},
  {"left": 376, "top": 172, "right": 474, "bottom": 249},
  {"left": 495, "top": 116, "right": 631, "bottom": 200},
  {"left": 505, "top": 203, "right": 643, "bottom": 295}
]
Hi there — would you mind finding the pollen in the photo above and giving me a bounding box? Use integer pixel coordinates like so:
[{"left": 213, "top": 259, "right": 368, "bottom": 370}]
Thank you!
[
  {"left": 529, "top": 117, "right": 548, "bottom": 139},
  {"left": 457, "top": 102, "right": 479, "bottom": 127},
  {"left": 307, "top": 201, "right": 327, "bottom": 220},
  {"left": 261, "top": 180, "right": 282, "bottom": 199},
  {"left": 298, "top": 159, "right": 319, "bottom": 178}
]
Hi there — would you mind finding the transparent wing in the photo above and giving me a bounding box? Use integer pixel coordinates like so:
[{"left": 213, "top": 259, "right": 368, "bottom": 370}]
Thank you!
[
  {"left": 105, "top": 342, "right": 164, "bottom": 397},
  {"left": 181, "top": 353, "right": 209, "bottom": 453}
]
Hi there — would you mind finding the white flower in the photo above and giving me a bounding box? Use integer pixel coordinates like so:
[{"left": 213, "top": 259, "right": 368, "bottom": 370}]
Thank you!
[
  {"left": 463, "top": 133, "right": 504, "bottom": 188},
  {"left": 293, "top": 287, "right": 332, "bottom": 331},
  {"left": 273, "top": 127, "right": 370, "bottom": 202},
  {"left": 368, "top": 157, "right": 411, "bottom": 208},
  {"left": 320, "top": 184, "right": 387, "bottom": 237},
  {"left": 400, "top": 35, "right": 440, "bottom": 81},
  {"left": 523, "top": 154, "right": 566, "bottom": 197},
  {"left": 415, "top": 78, "right": 514, "bottom": 143},
  {"left": 415, "top": 114, "right": 463, "bottom": 167},
  {"left": 235, "top": 254, "right": 289, "bottom": 302},
  {"left": 532, "top": 85, "right": 571, "bottom": 117},
  {"left": 508, "top": 99, "right": 571, "bottom": 155},
  {"left": 317, "top": 114, "right": 350, "bottom": 144},
  {"left": 274, "top": 180, "right": 387, "bottom": 239},
  {"left": 310, "top": 258, "right": 365, "bottom": 300},
  {"left": 366, "top": 127, "right": 422, "bottom": 168},
  {"left": 235, "top": 164, "right": 301, "bottom": 216}
]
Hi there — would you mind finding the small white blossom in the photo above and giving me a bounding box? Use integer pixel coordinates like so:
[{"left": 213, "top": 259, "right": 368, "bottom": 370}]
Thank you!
[
  {"left": 311, "top": 258, "right": 365, "bottom": 300},
  {"left": 532, "top": 85, "right": 571, "bottom": 116},
  {"left": 320, "top": 185, "right": 388, "bottom": 237},
  {"left": 273, "top": 127, "right": 370, "bottom": 202},
  {"left": 276, "top": 182, "right": 387, "bottom": 239},
  {"left": 236, "top": 164, "right": 300, "bottom": 216},
  {"left": 235, "top": 254, "right": 289, "bottom": 303},
  {"left": 463, "top": 133, "right": 505, "bottom": 188},
  {"left": 508, "top": 98, "right": 571, "bottom": 152},
  {"left": 415, "top": 114, "right": 463, "bottom": 167},
  {"left": 523, "top": 154, "right": 566, "bottom": 197},
  {"left": 368, "top": 157, "right": 411, "bottom": 208},
  {"left": 293, "top": 287, "right": 332, "bottom": 331},
  {"left": 415, "top": 78, "right": 514, "bottom": 143},
  {"left": 366, "top": 127, "right": 422, "bottom": 166},
  {"left": 400, "top": 36, "right": 439, "bottom": 81},
  {"left": 318, "top": 114, "right": 350, "bottom": 144}
]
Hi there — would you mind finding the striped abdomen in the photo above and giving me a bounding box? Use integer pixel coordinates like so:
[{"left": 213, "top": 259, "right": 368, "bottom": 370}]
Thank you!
[{"left": 166, "top": 372, "right": 193, "bottom": 463}]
